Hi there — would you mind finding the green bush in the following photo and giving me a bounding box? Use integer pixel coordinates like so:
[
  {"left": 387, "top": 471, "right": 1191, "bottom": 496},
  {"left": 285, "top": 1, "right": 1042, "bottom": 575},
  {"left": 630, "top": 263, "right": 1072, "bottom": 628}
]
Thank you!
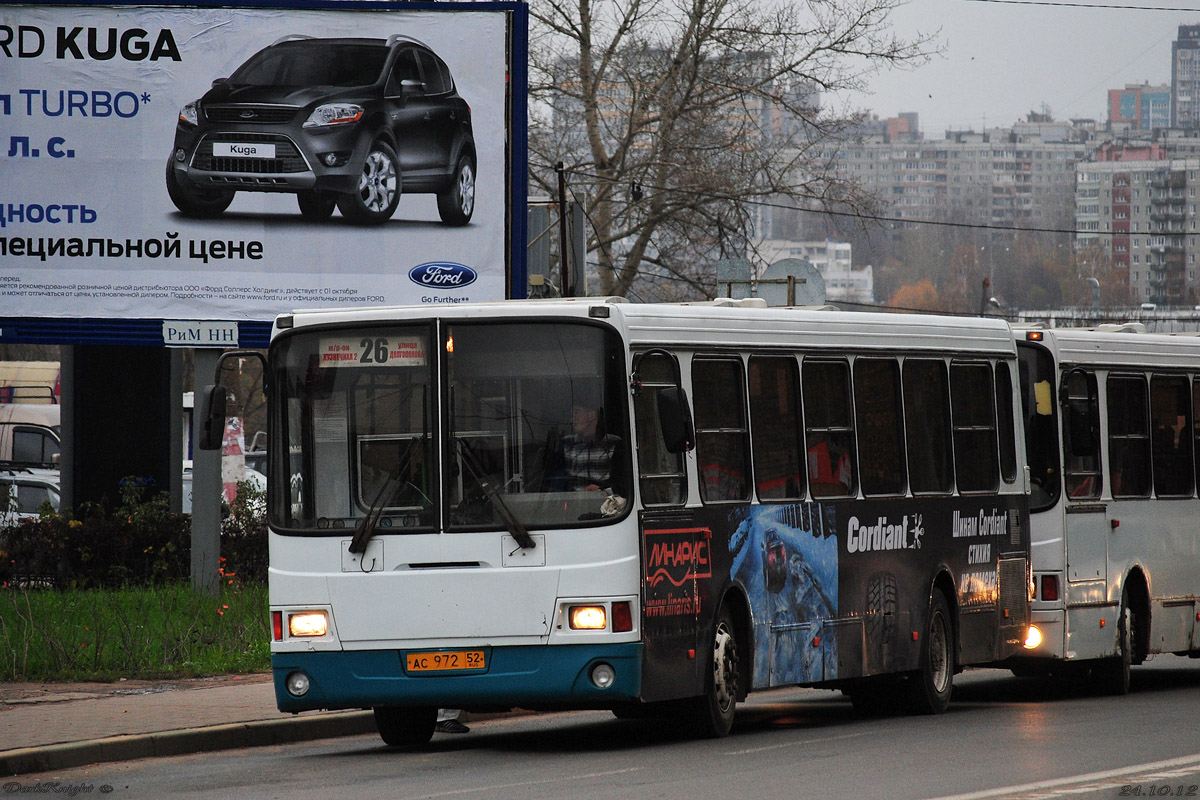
[{"left": 0, "top": 477, "right": 268, "bottom": 589}]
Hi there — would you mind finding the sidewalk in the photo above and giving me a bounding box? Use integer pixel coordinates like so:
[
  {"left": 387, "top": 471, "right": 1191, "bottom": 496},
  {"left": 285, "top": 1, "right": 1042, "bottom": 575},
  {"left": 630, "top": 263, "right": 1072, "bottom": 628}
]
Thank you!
[{"left": 0, "top": 673, "right": 376, "bottom": 776}]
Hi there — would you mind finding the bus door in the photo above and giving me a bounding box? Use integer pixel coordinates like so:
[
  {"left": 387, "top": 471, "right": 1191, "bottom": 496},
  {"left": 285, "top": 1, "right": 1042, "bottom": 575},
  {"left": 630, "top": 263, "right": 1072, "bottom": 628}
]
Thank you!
[
  {"left": 1060, "top": 369, "right": 1109, "bottom": 594},
  {"left": 632, "top": 351, "right": 707, "bottom": 702}
]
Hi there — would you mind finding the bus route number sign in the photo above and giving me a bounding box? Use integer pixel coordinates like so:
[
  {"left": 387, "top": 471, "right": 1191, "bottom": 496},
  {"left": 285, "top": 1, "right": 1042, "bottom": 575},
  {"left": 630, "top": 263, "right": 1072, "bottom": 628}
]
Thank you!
[
  {"left": 405, "top": 650, "right": 486, "bottom": 672},
  {"left": 318, "top": 336, "right": 427, "bottom": 368}
]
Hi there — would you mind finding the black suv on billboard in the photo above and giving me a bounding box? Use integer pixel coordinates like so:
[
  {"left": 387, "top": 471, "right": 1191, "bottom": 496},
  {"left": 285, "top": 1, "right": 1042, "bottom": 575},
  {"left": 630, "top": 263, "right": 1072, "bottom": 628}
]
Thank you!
[{"left": 167, "top": 34, "right": 476, "bottom": 226}]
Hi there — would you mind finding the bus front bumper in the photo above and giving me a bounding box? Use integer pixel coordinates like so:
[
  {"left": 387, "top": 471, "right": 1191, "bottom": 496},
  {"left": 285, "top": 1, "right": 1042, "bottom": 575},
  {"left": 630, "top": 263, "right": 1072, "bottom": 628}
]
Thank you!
[{"left": 272, "top": 643, "right": 643, "bottom": 713}]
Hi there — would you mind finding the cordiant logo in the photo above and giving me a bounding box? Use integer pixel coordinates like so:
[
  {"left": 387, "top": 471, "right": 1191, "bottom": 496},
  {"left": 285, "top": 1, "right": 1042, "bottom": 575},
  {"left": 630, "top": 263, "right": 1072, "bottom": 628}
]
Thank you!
[{"left": 408, "top": 262, "right": 477, "bottom": 289}]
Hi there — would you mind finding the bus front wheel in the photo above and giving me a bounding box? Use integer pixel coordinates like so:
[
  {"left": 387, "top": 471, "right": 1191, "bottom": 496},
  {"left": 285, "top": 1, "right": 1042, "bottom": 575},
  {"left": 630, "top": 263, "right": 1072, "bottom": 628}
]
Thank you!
[
  {"left": 373, "top": 706, "right": 436, "bottom": 748},
  {"left": 686, "top": 604, "right": 740, "bottom": 738},
  {"left": 904, "top": 591, "right": 954, "bottom": 715}
]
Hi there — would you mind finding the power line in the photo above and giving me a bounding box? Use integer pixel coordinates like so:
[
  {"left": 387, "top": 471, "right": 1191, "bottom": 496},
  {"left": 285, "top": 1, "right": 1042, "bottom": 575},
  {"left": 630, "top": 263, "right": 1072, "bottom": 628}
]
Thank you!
[{"left": 955, "top": 0, "right": 1200, "bottom": 10}]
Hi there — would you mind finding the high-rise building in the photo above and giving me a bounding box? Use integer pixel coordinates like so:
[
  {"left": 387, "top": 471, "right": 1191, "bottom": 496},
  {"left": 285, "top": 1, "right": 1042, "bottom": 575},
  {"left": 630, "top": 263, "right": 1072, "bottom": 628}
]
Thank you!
[
  {"left": 1076, "top": 153, "right": 1200, "bottom": 305},
  {"left": 1171, "top": 25, "right": 1200, "bottom": 129},
  {"left": 817, "top": 117, "right": 1088, "bottom": 233},
  {"left": 1108, "top": 83, "right": 1171, "bottom": 132}
]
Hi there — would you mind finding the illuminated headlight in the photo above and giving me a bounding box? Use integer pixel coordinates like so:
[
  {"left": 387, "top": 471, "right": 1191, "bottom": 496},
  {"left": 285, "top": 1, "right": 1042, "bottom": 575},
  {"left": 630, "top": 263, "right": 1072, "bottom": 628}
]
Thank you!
[
  {"left": 590, "top": 663, "right": 616, "bottom": 689},
  {"left": 569, "top": 606, "right": 607, "bottom": 630},
  {"left": 288, "top": 611, "right": 328, "bottom": 638},
  {"left": 1023, "top": 625, "right": 1043, "bottom": 650},
  {"left": 285, "top": 671, "right": 311, "bottom": 697},
  {"left": 303, "top": 103, "right": 364, "bottom": 128},
  {"left": 178, "top": 100, "right": 199, "bottom": 126}
]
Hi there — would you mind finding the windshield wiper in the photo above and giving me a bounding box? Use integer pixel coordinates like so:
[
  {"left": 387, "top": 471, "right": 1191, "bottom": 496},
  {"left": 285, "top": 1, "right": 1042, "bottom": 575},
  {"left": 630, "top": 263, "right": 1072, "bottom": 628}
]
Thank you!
[
  {"left": 348, "top": 438, "right": 421, "bottom": 555},
  {"left": 457, "top": 440, "right": 535, "bottom": 550}
]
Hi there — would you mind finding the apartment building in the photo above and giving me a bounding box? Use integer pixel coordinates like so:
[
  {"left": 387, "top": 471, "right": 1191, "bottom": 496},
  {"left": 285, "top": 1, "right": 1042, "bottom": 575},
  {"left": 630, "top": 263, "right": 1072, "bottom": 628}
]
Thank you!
[
  {"left": 818, "top": 118, "right": 1088, "bottom": 233},
  {"left": 1172, "top": 25, "right": 1200, "bottom": 130},
  {"left": 1077, "top": 155, "right": 1200, "bottom": 305},
  {"left": 1109, "top": 83, "right": 1172, "bottom": 133}
]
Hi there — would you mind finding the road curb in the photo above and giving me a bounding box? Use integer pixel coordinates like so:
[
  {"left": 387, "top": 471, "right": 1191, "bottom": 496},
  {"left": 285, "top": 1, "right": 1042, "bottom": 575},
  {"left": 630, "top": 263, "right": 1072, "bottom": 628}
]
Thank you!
[{"left": 0, "top": 710, "right": 375, "bottom": 777}]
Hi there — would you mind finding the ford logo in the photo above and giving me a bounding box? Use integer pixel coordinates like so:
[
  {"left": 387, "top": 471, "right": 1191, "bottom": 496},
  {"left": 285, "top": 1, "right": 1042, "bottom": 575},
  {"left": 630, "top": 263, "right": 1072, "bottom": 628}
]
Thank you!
[
  {"left": 239, "top": 110, "right": 256, "bottom": 119},
  {"left": 408, "top": 262, "right": 477, "bottom": 289}
]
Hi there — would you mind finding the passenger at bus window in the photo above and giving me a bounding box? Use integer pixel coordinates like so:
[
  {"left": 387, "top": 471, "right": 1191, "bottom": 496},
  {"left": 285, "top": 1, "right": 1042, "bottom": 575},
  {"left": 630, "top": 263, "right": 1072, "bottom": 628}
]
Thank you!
[
  {"left": 557, "top": 402, "right": 625, "bottom": 492},
  {"left": 807, "top": 439, "right": 851, "bottom": 498}
]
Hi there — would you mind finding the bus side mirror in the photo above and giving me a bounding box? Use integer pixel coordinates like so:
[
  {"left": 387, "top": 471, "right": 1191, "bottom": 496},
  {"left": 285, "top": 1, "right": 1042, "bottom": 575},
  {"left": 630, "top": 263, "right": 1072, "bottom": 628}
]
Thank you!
[
  {"left": 657, "top": 387, "right": 694, "bottom": 454},
  {"left": 197, "top": 384, "right": 228, "bottom": 451}
]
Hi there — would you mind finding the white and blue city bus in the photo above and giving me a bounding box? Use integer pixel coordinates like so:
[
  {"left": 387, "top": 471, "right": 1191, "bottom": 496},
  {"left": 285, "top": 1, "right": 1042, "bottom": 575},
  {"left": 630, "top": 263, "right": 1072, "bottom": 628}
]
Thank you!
[
  {"left": 226, "top": 298, "right": 1032, "bottom": 746},
  {"left": 1014, "top": 324, "right": 1200, "bottom": 692}
]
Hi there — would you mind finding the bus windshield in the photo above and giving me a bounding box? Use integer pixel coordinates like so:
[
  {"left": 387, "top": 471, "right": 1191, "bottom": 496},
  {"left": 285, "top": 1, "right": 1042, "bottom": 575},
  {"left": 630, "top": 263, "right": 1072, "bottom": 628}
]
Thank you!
[{"left": 271, "top": 320, "right": 632, "bottom": 532}]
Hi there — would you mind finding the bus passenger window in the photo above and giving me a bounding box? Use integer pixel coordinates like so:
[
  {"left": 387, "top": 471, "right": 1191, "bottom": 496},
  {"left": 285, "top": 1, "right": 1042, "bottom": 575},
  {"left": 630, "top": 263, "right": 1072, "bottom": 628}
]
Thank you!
[
  {"left": 1150, "top": 374, "right": 1193, "bottom": 498},
  {"left": 802, "top": 360, "right": 857, "bottom": 499},
  {"left": 1061, "top": 370, "right": 1101, "bottom": 499},
  {"left": 1108, "top": 375, "right": 1151, "bottom": 498},
  {"left": 748, "top": 356, "right": 805, "bottom": 501},
  {"left": 634, "top": 353, "right": 687, "bottom": 506},
  {"left": 903, "top": 359, "right": 954, "bottom": 494},
  {"left": 950, "top": 362, "right": 998, "bottom": 493},
  {"left": 854, "top": 358, "right": 906, "bottom": 496},
  {"left": 995, "top": 361, "right": 1019, "bottom": 484},
  {"left": 692, "top": 357, "right": 750, "bottom": 502}
]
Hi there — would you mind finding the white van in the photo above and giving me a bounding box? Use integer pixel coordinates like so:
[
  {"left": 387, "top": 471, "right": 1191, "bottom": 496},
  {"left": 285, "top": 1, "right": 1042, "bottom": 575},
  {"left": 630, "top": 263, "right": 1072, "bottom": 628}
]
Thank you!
[{"left": 0, "top": 404, "right": 61, "bottom": 465}]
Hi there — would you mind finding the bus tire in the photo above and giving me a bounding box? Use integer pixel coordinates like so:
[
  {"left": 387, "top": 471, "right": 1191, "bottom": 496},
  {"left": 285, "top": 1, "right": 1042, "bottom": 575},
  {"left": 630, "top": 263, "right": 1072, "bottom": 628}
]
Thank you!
[
  {"left": 1095, "top": 593, "right": 1132, "bottom": 696},
  {"left": 904, "top": 591, "right": 954, "bottom": 715},
  {"left": 686, "top": 604, "right": 740, "bottom": 738},
  {"left": 373, "top": 706, "right": 436, "bottom": 748}
]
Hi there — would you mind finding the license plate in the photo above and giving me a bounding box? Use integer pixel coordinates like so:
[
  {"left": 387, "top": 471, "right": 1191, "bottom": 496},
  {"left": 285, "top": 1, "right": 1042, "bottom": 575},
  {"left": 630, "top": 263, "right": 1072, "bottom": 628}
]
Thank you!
[
  {"left": 213, "top": 141, "right": 275, "bottom": 158},
  {"left": 405, "top": 650, "right": 485, "bottom": 672}
]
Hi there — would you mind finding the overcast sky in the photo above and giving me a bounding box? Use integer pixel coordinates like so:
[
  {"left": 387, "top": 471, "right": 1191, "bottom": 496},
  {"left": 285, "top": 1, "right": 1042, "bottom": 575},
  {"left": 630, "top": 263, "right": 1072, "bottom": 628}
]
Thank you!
[{"left": 841, "top": 0, "right": 1200, "bottom": 135}]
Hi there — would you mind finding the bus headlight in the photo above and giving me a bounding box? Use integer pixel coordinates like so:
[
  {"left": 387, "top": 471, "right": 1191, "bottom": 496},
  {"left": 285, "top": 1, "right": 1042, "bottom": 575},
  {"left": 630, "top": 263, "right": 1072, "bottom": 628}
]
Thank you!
[
  {"left": 569, "top": 606, "right": 607, "bottom": 630},
  {"left": 1023, "top": 625, "right": 1043, "bottom": 650},
  {"left": 288, "top": 611, "right": 328, "bottom": 638}
]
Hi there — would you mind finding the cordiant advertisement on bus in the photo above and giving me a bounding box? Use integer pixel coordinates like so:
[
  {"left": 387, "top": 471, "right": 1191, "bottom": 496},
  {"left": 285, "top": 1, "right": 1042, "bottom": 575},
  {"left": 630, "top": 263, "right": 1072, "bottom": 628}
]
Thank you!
[{"left": 0, "top": 2, "right": 523, "bottom": 320}]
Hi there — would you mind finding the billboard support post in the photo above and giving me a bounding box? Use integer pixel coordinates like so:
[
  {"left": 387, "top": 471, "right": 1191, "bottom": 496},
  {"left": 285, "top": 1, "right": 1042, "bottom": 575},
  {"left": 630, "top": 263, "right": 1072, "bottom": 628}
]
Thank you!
[{"left": 191, "top": 348, "right": 221, "bottom": 596}]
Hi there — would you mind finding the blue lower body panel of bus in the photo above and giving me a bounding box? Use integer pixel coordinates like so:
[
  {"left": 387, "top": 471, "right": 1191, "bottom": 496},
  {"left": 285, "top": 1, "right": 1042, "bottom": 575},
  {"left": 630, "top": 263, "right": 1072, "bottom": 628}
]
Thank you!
[{"left": 273, "top": 643, "right": 644, "bottom": 712}]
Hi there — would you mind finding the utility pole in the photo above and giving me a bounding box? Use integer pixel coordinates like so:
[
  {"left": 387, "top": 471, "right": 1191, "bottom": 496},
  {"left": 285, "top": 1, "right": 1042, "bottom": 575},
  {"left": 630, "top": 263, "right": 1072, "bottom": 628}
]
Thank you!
[{"left": 556, "top": 161, "right": 571, "bottom": 297}]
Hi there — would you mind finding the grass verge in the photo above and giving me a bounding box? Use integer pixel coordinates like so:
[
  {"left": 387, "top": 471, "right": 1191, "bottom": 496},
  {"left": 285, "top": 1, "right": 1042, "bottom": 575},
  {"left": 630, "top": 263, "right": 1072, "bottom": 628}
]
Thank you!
[{"left": 0, "top": 582, "right": 270, "bottom": 682}]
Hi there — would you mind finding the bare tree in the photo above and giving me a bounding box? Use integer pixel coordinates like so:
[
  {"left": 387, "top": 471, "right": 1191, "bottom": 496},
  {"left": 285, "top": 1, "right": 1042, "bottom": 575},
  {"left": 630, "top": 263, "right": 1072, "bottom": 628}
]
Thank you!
[{"left": 528, "top": 0, "right": 935, "bottom": 298}]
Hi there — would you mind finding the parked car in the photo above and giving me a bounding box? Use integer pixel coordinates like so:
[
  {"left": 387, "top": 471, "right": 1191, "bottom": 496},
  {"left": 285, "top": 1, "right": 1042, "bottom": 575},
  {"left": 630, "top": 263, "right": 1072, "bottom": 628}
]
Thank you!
[
  {"left": 0, "top": 467, "right": 61, "bottom": 526},
  {"left": 167, "top": 34, "right": 476, "bottom": 226}
]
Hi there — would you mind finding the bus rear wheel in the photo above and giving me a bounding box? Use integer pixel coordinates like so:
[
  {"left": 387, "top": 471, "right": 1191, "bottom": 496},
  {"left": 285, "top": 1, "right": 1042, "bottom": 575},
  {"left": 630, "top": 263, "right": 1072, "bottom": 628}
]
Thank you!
[
  {"left": 686, "top": 604, "right": 740, "bottom": 738},
  {"left": 373, "top": 706, "right": 436, "bottom": 748},
  {"left": 903, "top": 591, "right": 954, "bottom": 715}
]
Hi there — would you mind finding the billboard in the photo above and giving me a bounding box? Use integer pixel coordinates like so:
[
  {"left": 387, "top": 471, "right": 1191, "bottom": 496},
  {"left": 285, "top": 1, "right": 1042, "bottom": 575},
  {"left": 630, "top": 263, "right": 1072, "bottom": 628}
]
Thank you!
[{"left": 0, "top": 1, "right": 527, "bottom": 328}]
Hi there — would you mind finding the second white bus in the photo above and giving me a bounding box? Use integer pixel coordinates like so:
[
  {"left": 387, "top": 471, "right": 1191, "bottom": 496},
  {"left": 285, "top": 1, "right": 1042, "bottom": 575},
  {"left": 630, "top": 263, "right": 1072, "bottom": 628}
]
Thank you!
[{"left": 1015, "top": 323, "right": 1200, "bottom": 692}]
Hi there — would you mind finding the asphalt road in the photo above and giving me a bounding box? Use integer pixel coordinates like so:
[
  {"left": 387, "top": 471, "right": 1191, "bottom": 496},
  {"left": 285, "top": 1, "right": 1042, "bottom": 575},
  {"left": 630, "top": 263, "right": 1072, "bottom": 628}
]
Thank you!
[{"left": 13, "top": 658, "right": 1200, "bottom": 800}]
